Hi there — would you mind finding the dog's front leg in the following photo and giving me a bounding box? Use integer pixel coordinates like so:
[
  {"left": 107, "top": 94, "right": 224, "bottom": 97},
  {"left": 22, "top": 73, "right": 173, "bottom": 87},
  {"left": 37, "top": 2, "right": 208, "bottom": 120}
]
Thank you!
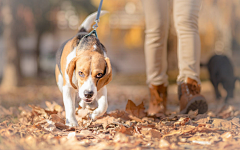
[
  {"left": 79, "top": 99, "right": 86, "bottom": 109},
  {"left": 63, "top": 86, "right": 78, "bottom": 127},
  {"left": 91, "top": 86, "right": 108, "bottom": 120}
]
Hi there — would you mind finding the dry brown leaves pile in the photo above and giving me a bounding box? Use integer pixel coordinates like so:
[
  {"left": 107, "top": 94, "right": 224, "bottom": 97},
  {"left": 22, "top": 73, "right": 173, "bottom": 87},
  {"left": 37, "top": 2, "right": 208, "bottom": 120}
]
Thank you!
[{"left": 1, "top": 100, "right": 240, "bottom": 150}]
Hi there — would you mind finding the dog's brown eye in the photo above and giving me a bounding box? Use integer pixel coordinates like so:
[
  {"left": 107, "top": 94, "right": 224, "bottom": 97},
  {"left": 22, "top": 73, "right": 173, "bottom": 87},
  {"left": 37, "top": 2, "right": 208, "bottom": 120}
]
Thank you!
[
  {"left": 78, "top": 71, "right": 85, "bottom": 77},
  {"left": 96, "top": 73, "right": 103, "bottom": 78}
]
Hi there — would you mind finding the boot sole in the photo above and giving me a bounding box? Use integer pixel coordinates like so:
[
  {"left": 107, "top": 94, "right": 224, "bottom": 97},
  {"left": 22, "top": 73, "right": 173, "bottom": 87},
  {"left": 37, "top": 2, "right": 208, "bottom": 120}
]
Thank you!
[{"left": 180, "top": 96, "right": 208, "bottom": 114}]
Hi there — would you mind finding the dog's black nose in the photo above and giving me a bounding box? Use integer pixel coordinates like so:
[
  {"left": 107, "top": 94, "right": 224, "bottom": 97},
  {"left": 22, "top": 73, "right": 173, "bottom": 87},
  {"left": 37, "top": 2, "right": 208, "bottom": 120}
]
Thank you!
[{"left": 84, "top": 90, "right": 94, "bottom": 98}]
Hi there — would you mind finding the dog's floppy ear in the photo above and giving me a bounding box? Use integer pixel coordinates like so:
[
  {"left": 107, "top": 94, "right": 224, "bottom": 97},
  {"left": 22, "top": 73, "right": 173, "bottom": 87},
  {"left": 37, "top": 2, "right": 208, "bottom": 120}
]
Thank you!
[
  {"left": 97, "top": 57, "right": 112, "bottom": 91},
  {"left": 66, "top": 57, "right": 79, "bottom": 89}
]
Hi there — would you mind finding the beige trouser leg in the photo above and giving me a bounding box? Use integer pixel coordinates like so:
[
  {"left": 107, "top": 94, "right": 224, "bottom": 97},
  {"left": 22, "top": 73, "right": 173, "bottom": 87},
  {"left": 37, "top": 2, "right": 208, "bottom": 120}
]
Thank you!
[
  {"left": 174, "top": 0, "right": 202, "bottom": 84},
  {"left": 142, "top": 0, "right": 169, "bottom": 86},
  {"left": 142, "top": 0, "right": 202, "bottom": 86}
]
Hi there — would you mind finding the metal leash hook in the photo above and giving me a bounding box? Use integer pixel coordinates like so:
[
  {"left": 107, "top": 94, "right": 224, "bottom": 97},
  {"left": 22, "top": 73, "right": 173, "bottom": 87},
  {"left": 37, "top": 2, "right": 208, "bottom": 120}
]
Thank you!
[
  {"left": 84, "top": 0, "right": 103, "bottom": 39},
  {"left": 92, "top": 20, "right": 99, "bottom": 30}
]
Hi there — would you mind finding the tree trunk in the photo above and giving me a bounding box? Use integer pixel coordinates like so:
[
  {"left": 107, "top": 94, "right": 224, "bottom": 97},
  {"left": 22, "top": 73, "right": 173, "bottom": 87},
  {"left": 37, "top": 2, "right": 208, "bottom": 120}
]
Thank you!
[{"left": 1, "top": 0, "right": 21, "bottom": 90}]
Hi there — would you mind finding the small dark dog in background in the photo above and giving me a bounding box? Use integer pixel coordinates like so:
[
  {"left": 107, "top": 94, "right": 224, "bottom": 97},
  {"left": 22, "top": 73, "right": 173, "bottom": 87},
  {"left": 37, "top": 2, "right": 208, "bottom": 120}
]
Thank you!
[{"left": 202, "top": 54, "right": 239, "bottom": 102}]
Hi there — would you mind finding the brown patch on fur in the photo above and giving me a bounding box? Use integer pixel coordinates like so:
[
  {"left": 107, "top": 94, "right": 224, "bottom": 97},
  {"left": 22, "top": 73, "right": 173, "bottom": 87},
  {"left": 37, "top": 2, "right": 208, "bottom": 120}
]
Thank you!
[
  {"left": 55, "top": 65, "right": 60, "bottom": 83},
  {"left": 95, "top": 57, "right": 112, "bottom": 90},
  {"left": 60, "top": 38, "right": 77, "bottom": 86},
  {"left": 67, "top": 54, "right": 91, "bottom": 89},
  {"left": 66, "top": 57, "right": 78, "bottom": 89},
  {"left": 90, "top": 53, "right": 112, "bottom": 90}
]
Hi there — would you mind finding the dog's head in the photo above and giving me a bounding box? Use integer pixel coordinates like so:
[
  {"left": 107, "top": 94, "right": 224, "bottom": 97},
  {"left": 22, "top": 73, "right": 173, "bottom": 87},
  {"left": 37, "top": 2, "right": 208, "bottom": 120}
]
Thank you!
[{"left": 67, "top": 35, "right": 112, "bottom": 103}]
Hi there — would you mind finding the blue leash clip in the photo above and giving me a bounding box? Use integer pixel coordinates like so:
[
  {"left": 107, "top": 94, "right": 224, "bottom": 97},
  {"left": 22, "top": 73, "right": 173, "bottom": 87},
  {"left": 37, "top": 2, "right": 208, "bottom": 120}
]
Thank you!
[{"left": 85, "top": 0, "right": 103, "bottom": 39}]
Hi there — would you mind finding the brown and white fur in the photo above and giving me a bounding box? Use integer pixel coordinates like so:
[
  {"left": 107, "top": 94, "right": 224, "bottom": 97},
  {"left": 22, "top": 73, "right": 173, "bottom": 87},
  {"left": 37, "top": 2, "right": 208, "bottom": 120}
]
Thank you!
[{"left": 55, "top": 11, "right": 112, "bottom": 127}]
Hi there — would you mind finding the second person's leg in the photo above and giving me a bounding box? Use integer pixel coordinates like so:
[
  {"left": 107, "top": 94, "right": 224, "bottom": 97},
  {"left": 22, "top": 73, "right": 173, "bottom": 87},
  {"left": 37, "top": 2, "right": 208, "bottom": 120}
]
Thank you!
[
  {"left": 142, "top": 0, "right": 169, "bottom": 115},
  {"left": 174, "top": 0, "right": 208, "bottom": 114}
]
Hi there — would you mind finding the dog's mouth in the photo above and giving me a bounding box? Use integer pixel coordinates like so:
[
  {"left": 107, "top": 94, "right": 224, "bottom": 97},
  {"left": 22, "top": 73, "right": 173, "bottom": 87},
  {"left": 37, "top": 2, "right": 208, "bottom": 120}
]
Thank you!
[{"left": 82, "top": 98, "right": 93, "bottom": 103}]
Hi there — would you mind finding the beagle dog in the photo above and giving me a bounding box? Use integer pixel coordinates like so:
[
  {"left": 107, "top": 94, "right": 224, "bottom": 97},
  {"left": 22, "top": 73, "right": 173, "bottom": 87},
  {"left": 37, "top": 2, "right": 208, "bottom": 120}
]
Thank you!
[{"left": 55, "top": 11, "right": 112, "bottom": 127}]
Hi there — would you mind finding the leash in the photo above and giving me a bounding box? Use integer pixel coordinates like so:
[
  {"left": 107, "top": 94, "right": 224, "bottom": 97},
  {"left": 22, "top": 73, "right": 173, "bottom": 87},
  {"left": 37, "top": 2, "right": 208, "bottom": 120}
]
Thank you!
[
  {"left": 92, "top": 0, "right": 103, "bottom": 31},
  {"left": 85, "top": 0, "right": 104, "bottom": 39}
]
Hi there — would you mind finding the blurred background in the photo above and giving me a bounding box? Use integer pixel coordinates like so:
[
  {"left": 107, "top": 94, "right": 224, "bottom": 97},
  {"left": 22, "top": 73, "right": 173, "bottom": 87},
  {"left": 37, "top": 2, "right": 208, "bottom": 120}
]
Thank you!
[{"left": 0, "top": 0, "right": 240, "bottom": 110}]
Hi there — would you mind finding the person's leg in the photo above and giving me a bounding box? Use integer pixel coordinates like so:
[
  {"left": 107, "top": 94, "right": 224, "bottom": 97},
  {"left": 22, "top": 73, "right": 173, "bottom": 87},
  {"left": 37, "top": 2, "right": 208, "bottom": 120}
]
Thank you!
[
  {"left": 142, "top": 0, "right": 169, "bottom": 86},
  {"left": 174, "top": 0, "right": 201, "bottom": 84},
  {"left": 141, "top": 0, "right": 169, "bottom": 115},
  {"left": 174, "top": 0, "right": 208, "bottom": 114}
]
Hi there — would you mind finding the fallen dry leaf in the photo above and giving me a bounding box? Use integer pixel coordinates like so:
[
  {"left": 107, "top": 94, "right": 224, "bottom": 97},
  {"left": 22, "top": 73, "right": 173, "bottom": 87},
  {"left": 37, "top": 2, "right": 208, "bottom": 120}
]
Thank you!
[
  {"left": 55, "top": 122, "right": 69, "bottom": 130},
  {"left": 51, "top": 114, "right": 65, "bottom": 124},
  {"left": 125, "top": 100, "right": 147, "bottom": 119},
  {"left": 159, "top": 139, "right": 170, "bottom": 148},
  {"left": 108, "top": 110, "right": 131, "bottom": 121},
  {"left": 221, "top": 132, "right": 232, "bottom": 141},
  {"left": 162, "top": 125, "right": 196, "bottom": 138},
  {"left": 29, "top": 105, "right": 49, "bottom": 118},
  {"left": 113, "top": 132, "right": 130, "bottom": 143},
  {"left": 115, "top": 125, "right": 134, "bottom": 136},
  {"left": 231, "top": 117, "right": 240, "bottom": 128},
  {"left": 94, "top": 116, "right": 115, "bottom": 129},
  {"left": 128, "top": 115, "right": 143, "bottom": 122},
  {"left": 45, "top": 109, "right": 58, "bottom": 115},
  {"left": 192, "top": 140, "right": 212, "bottom": 145},
  {"left": 141, "top": 128, "right": 162, "bottom": 139},
  {"left": 217, "top": 105, "right": 235, "bottom": 119},
  {"left": 76, "top": 107, "right": 91, "bottom": 119},
  {"left": 174, "top": 117, "right": 191, "bottom": 127}
]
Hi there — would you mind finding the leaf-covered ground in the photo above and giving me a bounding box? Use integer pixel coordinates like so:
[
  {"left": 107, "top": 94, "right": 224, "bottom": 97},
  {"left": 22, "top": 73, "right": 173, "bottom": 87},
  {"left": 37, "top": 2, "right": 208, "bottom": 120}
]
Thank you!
[{"left": 0, "top": 82, "right": 240, "bottom": 150}]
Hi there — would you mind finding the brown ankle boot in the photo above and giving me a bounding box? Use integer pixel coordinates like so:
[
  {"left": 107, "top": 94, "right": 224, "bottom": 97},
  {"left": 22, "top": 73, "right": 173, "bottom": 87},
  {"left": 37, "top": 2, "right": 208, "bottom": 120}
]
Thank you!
[
  {"left": 148, "top": 84, "right": 167, "bottom": 115},
  {"left": 178, "top": 78, "right": 208, "bottom": 114}
]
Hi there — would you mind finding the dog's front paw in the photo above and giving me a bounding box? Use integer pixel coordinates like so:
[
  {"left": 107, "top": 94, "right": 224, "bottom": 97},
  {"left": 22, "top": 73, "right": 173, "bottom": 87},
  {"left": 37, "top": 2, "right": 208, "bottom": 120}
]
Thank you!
[
  {"left": 90, "top": 110, "right": 101, "bottom": 120},
  {"left": 91, "top": 109, "right": 106, "bottom": 120},
  {"left": 65, "top": 118, "right": 78, "bottom": 127}
]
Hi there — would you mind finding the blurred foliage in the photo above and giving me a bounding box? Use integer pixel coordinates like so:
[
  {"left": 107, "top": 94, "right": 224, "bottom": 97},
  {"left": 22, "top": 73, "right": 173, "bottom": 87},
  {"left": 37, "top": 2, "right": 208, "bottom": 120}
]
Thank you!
[
  {"left": 1, "top": 0, "right": 240, "bottom": 54},
  {"left": 0, "top": 0, "right": 97, "bottom": 36}
]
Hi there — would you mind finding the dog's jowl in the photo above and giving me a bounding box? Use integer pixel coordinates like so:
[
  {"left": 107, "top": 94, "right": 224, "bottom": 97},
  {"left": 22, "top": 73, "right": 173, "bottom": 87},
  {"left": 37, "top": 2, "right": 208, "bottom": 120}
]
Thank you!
[{"left": 55, "top": 11, "right": 112, "bottom": 127}]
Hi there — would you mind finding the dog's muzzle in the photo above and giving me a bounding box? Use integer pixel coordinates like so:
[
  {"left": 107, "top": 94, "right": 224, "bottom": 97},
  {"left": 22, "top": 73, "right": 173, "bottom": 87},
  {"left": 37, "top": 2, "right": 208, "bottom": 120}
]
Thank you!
[
  {"left": 84, "top": 90, "right": 93, "bottom": 98},
  {"left": 83, "top": 90, "right": 94, "bottom": 103}
]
